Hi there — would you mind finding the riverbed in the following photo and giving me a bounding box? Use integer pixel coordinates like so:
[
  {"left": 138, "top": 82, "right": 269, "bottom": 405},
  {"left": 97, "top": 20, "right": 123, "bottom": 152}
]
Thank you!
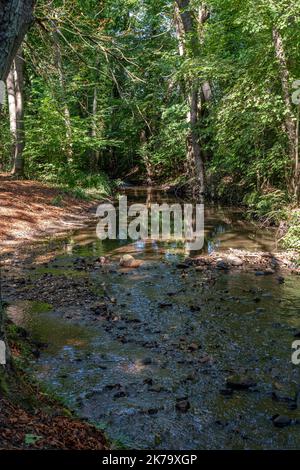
[{"left": 3, "top": 188, "right": 300, "bottom": 449}]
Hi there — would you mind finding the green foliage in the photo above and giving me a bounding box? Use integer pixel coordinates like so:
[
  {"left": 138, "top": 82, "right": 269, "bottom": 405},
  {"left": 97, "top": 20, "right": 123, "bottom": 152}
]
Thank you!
[
  {"left": 24, "top": 434, "right": 43, "bottom": 445},
  {"left": 244, "top": 189, "right": 288, "bottom": 223},
  {"left": 0, "top": 0, "right": 299, "bottom": 234},
  {"left": 282, "top": 212, "right": 300, "bottom": 250}
]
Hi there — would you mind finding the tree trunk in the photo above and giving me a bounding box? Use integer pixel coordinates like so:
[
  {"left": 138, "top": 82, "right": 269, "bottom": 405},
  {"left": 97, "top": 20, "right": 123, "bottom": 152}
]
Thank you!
[
  {"left": 90, "top": 59, "right": 101, "bottom": 172},
  {"left": 90, "top": 83, "right": 100, "bottom": 171},
  {"left": 52, "top": 26, "right": 73, "bottom": 162},
  {"left": 272, "top": 27, "right": 297, "bottom": 197},
  {"left": 0, "top": 0, "right": 35, "bottom": 81},
  {"left": 0, "top": 0, "right": 34, "bottom": 374},
  {"left": 186, "top": 85, "right": 205, "bottom": 197},
  {"left": 6, "top": 65, "right": 17, "bottom": 166},
  {"left": 175, "top": 0, "right": 206, "bottom": 199},
  {"left": 7, "top": 49, "right": 25, "bottom": 176},
  {"left": 140, "top": 129, "right": 153, "bottom": 185}
]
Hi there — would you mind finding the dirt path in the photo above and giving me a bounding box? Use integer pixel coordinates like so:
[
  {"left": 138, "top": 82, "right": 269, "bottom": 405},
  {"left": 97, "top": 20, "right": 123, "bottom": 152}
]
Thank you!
[{"left": 0, "top": 175, "right": 98, "bottom": 251}]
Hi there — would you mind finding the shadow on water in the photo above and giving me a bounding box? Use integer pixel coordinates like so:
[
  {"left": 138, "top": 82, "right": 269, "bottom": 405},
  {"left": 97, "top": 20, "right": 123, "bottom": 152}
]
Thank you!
[{"left": 6, "top": 187, "right": 300, "bottom": 449}]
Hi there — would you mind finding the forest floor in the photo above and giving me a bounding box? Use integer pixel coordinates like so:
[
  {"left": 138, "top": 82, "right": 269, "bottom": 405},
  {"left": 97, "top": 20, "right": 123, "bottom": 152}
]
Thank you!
[
  {"left": 0, "top": 396, "right": 109, "bottom": 450},
  {"left": 0, "top": 174, "right": 99, "bottom": 251}
]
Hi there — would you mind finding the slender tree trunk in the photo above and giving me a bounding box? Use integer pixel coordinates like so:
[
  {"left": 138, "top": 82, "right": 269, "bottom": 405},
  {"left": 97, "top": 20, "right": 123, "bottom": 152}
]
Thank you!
[
  {"left": 295, "top": 106, "right": 300, "bottom": 200},
  {"left": 140, "top": 129, "right": 153, "bottom": 185},
  {"left": 52, "top": 27, "right": 73, "bottom": 161},
  {"left": 175, "top": 0, "right": 206, "bottom": 199},
  {"left": 186, "top": 85, "right": 205, "bottom": 196},
  {"left": 7, "top": 49, "right": 25, "bottom": 176},
  {"left": 90, "top": 59, "right": 101, "bottom": 172},
  {"left": 90, "top": 83, "right": 100, "bottom": 171},
  {"left": 6, "top": 66, "right": 17, "bottom": 166},
  {"left": 272, "top": 27, "right": 297, "bottom": 197}
]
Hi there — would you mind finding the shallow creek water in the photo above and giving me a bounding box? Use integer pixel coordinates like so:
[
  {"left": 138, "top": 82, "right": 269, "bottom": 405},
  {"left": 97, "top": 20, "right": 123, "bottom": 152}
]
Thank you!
[{"left": 5, "top": 188, "right": 300, "bottom": 449}]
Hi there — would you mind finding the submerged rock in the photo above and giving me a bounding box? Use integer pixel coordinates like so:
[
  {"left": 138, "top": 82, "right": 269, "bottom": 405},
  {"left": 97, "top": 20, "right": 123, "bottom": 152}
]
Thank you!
[
  {"left": 158, "top": 302, "right": 173, "bottom": 309},
  {"left": 142, "top": 357, "right": 152, "bottom": 365},
  {"left": 220, "top": 388, "right": 233, "bottom": 397},
  {"left": 148, "top": 384, "right": 164, "bottom": 393},
  {"left": 272, "top": 415, "right": 292, "bottom": 428},
  {"left": 176, "top": 398, "right": 190, "bottom": 413},
  {"left": 226, "top": 375, "right": 257, "bottom": 390},
  {"left": 272, "top": 391, "right": 295, "bottom": 405}
]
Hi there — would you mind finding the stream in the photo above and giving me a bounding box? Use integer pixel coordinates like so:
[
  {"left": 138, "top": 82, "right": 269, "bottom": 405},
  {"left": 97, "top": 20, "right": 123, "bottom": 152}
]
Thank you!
[{"left": 4, "top": 187, "right": 300, "bottom": 449}]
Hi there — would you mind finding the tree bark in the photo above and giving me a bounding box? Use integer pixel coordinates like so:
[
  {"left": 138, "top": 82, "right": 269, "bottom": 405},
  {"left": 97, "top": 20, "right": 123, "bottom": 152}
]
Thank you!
[
  {"left": 90, "top": 83, "right": 100, "bottom": 171},
  {"left": 175, "top": 0, "right": 207, "bottom": 199},
  {"left": 140, "top": 129, "right": 153, "bottom": 185},
  {"left": 0, "top": 0, "right": 34, "bottom": 374},
  {"left": 7, "top": 49, "right": 25, "bottom": 176},
  {"left": 272, "top": 27, "right": 298, "bottom": 197},
  {"left": 6, "top": 64, "right": 17, "bottom": 166},
  {"left": 0, "top": 0, "right": 35, "bottom": 81},
  {"left": 52, "top": 26, "right": 73, "bottom": 161}
]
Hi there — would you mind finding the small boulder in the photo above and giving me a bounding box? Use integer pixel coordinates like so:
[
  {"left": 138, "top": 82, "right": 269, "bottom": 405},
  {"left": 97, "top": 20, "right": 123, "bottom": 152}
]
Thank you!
[
  {"left": 120, "top": 254, "right": 143, "bottom": 268},
  {"left": 227, "top": 255, "right": 243, "bottom": 267}
]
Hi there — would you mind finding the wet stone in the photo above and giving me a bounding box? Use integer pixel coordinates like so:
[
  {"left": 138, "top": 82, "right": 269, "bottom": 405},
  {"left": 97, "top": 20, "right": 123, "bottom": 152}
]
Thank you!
[
  {"left": 216, "top": 260, "right": 229, "bottom": 270},
  {"left": 226, "top": 255, "right": 243, "bottom": 266},
  {"left": 148, "top": 384, "right": 164, "bottom": 393},
  {"left": 142, "top": 357, "right": 152, "bottom": 365},
  {"left": 220, "top": 388, "right": 233, "bottom": 397},
  {"left": 176, "top": 398, "right": 191, "bottom": 413},
  {"left": 226, "top": 375, "right": 257, "bottom": 390},
  {"left": 272, "top": 415, "right": 292, "bottom": 428},
  {"left": 158, "top": 302, "right": 173, "bottom": 309}
]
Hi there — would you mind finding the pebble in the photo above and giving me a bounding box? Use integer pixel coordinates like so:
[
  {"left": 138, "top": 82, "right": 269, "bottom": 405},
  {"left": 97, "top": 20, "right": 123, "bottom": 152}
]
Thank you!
[{"left": 176, "top": 399, "right": 190, "bottom": 413}]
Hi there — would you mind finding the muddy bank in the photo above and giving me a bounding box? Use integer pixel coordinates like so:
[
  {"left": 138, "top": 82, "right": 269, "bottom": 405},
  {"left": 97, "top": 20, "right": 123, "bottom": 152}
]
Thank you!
[
  {"left": 0, "top": 175, "right": 101, "bottom": 251},
  {"left": 0, "top": 319, "right": 109, "bottom": 450}
]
